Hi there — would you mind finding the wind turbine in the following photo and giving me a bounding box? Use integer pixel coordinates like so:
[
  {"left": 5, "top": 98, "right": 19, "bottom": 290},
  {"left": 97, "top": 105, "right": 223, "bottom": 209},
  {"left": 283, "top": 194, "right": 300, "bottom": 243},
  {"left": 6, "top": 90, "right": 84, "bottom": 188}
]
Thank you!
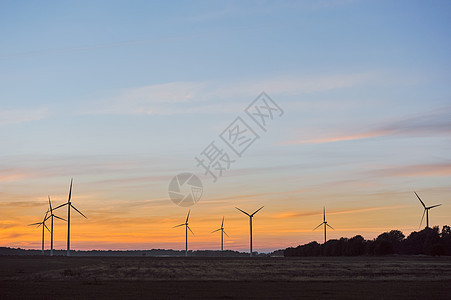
[
  {"left": 235, "top": 206, "right": 264, "bottom": 257},
  {"left": 173, "top": 210, "right": 194, "bottom": 257},
  {"left": 54, "top": 178, "right": 87, "bottom": 256},
  {"left": 313, "top": 207, "right": 334, "bottom": 244},
  {"left": 415, "top": 192, "right": 441, "bottom": 229},
  {"left": 211, "top": 216, "right": 229, "bottom": 252},
  {"left": 47, "top": 196, "right": 66, "bottom": 256},
  {"left": 28, "top": 210, "right": 50, "bottom": 255}
]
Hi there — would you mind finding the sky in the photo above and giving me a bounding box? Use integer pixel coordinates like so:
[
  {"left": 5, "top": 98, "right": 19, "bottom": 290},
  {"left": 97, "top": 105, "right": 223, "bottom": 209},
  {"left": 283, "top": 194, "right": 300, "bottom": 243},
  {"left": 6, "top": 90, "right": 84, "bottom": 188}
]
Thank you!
[{"left": 1, "top": 0, "right": 450, "bottom": 253}]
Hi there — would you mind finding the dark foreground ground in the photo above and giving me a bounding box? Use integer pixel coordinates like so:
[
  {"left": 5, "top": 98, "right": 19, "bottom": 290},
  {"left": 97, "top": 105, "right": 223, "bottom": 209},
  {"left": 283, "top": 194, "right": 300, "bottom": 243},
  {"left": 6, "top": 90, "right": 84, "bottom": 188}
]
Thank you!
[{"left": 1, "top": 255, "right": 451, "bottom": 299}]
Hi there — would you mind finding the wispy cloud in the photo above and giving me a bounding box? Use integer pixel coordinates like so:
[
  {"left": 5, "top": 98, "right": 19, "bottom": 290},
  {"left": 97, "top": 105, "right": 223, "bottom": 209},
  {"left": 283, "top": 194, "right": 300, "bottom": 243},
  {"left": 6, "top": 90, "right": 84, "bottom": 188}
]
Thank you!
[
  {"left": 83, "top": 72, "right": 373, "bottom": 116},
  {"left": 0, "top": 154, "right": 172, "bottom": 182},
  {"left": 0, "top": 221, "right": 19, "bottom": 229},
  {"left": 273, "top": 204, "right": 407, "bottom": 219},
  {"left": 0, "top": 108, "right": 48, "bottom": 125},
  {"left": 185, "top": 0, "right": 356, "bottom": 23},
  {"left": 0, "top": 32, "right": 219, "bottom": 60},
  {"left": 0, "top": 170, "right": 33, "bottom": 182},
  {"left": 291, "top": 129, "right": 391, "bottom": 144},
  {"left": 368, "top": 163, "right": 451, "bottom": 178},
  {"left": 0, "top": 201, "right": 47, "bottom": 208},
  {"left": 285, "top": 106, "right": 451, "bottom": 144}
]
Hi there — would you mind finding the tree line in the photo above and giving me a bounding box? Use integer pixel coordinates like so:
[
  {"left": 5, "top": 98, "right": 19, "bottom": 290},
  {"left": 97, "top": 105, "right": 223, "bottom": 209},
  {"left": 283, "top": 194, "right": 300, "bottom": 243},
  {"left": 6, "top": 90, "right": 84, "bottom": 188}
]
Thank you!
[
  {"left": 284, "top": 225, "right": 451, "bottom": 257},
  {"left": 0, "top": 247, "right": 263, "bottom": 257}
]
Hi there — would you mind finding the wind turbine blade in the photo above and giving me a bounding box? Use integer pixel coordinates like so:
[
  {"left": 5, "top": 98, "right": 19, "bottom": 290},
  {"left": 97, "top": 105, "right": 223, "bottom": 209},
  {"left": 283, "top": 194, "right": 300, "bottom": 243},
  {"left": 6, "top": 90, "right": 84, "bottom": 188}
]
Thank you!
[
  {"left": 414, "top": 192, "right": 426, "bottom": 208},
  {"left": 54, "top": 215, "right": 67, "bottom": 222},
  {"left": 71, "top": 205, "right": 87, "bottom": 219},
  {"left": 44, "top": 223, "right": 50, "bottom": 232},
  {"left": 187, "top": 226, "right": 194, "bottom": 236},
  {"left": 323, "top": 207, "right": 325, "bottom": 222},
  {"left": 419, "top": 209, "right": 426, "bottom": 229},
  {"left": 68, "top": 178, "right": 73, "bottom": 203},
  {"left": 211, "top": 228, "right": 221, "bottom": 233},
  {"left": 313, "top": 223, "right": 324, "bottom": 231},
  {"left": 173, "top": 224, "right": 185, "bottom": 228},
  {"left": 48, "top": 196, "right": 52, "bottom": 212},
  {"left": 221, "top": 216, "right": 224, "bottom": 228},
  {"left": 186, "top": 209, "right": 190, "bottom": 223},
  {"left": 251, "top": 206, "right": 264, "bottom": 216},
  {"left": 28, "top": 222, "right": 41, "bottom": 226},
  {"left": 235, "top": 207, "right": 250, "bottom": 216},
  {"left": 223, "top": 230, "right": 229, "bottom": 238},
  {"left": 326, "top": 223, "right": 335, "bottom": 230},
  {"left": 428, "top": 204, "right": 442, "bottom": 209},
  {"left": 53, "top": 203, "right": 68, "bottom": 210}
]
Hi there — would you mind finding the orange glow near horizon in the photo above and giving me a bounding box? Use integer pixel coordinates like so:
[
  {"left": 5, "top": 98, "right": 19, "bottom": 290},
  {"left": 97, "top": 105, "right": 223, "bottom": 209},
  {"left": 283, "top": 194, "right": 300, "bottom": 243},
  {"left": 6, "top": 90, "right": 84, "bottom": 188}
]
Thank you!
[{"left": 3, "top": 184, "right": 449, "bottom": 252}]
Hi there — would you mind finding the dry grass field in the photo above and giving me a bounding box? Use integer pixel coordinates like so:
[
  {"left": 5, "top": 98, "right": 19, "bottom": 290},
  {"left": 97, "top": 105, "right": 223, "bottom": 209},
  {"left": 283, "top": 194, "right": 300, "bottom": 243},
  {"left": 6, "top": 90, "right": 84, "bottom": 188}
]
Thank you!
[{"left": 1, "top": 255, "right": 451, "bottom": 299}]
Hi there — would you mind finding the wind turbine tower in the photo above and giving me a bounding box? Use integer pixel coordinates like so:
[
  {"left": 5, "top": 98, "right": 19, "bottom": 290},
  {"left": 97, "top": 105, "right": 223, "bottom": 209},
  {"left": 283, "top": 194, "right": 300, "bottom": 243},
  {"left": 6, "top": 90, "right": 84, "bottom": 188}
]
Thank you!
[
  {"left": 173, "top": 210, "right": 194, "bottom": 256},
  {"left": 47, "top": 196, "right": 66, "bottom": 256},
  {"left": 54, "top": 179, "right": 87, "bottom": 256},
  {"left": 28, "top": 210, "right": 50, "bottom": 255},
  {"left": 211, "top": 217, "right": 229, "bottom": 252},
  {"left": 236, "top": 206, "right": 264, "bottom": 257},
  {"left": 313, "top": 207, "right": 334, "bottom": 244}
]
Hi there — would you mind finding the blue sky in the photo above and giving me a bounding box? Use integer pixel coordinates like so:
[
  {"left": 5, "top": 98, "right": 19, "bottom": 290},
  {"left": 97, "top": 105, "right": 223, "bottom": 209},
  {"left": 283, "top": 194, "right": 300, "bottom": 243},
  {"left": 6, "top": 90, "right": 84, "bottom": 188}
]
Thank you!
[{"left": 1, "top": 0, "right": 450, "bottom": 252}]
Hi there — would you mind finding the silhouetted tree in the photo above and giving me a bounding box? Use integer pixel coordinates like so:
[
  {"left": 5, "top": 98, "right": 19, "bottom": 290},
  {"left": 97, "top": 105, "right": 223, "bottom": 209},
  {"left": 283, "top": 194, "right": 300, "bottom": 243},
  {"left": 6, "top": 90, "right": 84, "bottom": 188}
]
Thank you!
[
  {"left": 323, "top": 239, "right": 346, "bottom": 256},
  {"left": 374, "top": 240, "right": 393, "bottom": 255},
  {"left": 284, "top": 247, "right": 296, "bottom": 257},
  {"left": 283, "top": 226, "right": 451, "bottom": 257},
  {"left": 441, "top": 225, "right": 451, "bottom": 237},
  {"left": 440, "top": 225, "right": 451, "bottom": 255},
  {"left": 372, "top": 230, "right": 405, "bottom": 255},
  {"left": 284, "top": 241, "right": 322, "bottom": 257},
  {"left": 345, "top": 235, "right": 366, "bottom": 256},
  {"left": 404, "top": 227, "right": 441, "bottom": 255},
  {"left": 303, "top": 241, "right": 322, "bottom": 256},
  {"left": 430, "top": 243, "right": 445, "bottom": 256}
]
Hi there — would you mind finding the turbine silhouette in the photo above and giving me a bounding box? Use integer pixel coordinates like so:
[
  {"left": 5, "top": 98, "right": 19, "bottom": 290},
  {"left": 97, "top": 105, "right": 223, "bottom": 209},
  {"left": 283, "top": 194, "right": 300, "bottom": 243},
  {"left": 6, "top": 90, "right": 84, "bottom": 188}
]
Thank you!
[
  {"left": 211, "top": 216, "right": 229, "bottom": 252},
  {"left": 236, "top": 206, "right": 264, "bottom": 257},
  {"left": 47, "top": 196, "right": 66, "bottom": 256},
  {"left": 54, "top": 179, "right": 87, "bottom": 256},
  {"left": 173, "top": 210, "right": 194, "bottom": 257},
  {"left": 415, "top": 192, "right": 441, "bottom": 229},
  {"left": 28, "top": 210, "right": 50, "bottom": 255},
  {"left": 313, "top": 207, "right": 334, "bottom": 244}
]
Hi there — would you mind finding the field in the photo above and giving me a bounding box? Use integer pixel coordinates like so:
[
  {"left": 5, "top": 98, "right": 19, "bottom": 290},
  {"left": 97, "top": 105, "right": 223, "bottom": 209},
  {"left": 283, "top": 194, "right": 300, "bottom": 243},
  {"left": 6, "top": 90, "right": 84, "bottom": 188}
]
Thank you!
[{"left": 1, "top": 255, "right": 451, "bottom": 299}]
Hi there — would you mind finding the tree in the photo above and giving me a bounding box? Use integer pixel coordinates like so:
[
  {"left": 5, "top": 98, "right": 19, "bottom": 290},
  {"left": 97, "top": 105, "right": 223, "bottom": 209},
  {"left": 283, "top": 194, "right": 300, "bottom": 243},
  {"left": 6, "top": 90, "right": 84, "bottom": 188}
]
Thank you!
[
  {"left": 345, "top": 235, "right": 366, "bottom": 256},
  {"left": 373, "top": 230, "right": 405, "bottom": 255},
  {"left": 283, "top": 226, "right": 451, "bottom": 257},
  {"left": 374, "top": 240, "right": 393, "bottom": 255},
  {"left": 440, "top": 225, "right": 451, "bottom": 255},
  {"left": 404, "top": 227, "right": 441, "bottom": 255}
]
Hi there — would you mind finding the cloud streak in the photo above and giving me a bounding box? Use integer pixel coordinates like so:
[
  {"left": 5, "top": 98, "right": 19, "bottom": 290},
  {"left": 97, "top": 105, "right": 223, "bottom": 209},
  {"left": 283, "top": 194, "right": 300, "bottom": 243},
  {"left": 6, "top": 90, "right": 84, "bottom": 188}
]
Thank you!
[
  {"left": 286, "top": 106, "right": 451, "bottom": 144},
  {"left": 273, "top": 204, "right": 407, "bottom": 219},
  {"left": 0, "top": 108, "right": 48, "bottom": 126},
  {"left": 83, "top": 72, "right": 374, "bottom": 116},
  {"left": 368, "top": 163, "right": 451, "bottom": 178}
]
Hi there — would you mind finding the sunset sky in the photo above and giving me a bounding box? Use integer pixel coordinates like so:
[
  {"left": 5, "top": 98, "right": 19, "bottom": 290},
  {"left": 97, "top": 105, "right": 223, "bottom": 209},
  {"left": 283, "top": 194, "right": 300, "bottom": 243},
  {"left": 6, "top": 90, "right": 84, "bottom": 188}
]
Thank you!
[{"left": 1, "top": 1, "right": 450, "bottom": 253}]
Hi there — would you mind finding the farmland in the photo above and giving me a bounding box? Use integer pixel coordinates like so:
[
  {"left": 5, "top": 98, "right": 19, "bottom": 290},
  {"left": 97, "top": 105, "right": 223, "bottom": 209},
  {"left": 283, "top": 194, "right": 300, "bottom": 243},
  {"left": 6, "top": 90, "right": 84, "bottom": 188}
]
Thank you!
[{"left": 1, "top": 255, "right": 451, "bottom": 299}]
